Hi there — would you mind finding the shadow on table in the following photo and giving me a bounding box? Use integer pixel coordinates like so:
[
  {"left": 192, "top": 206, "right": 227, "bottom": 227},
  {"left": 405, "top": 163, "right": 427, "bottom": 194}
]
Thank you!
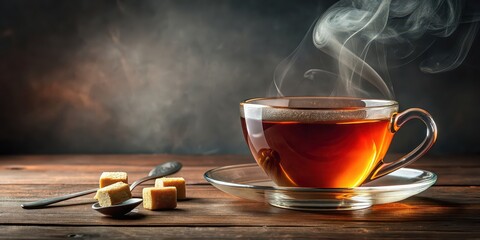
[
  {"left": 103, "top": 211, "right": 147, "bottom": 220},
  {"left": 228, "top": 195, "right": 472, "bottom": 222}
]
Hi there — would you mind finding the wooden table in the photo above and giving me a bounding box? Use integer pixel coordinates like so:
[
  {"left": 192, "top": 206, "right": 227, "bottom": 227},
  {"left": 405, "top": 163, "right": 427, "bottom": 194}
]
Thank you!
[{"left": 0, "top": 154, "right": 479, "bottom": 239}]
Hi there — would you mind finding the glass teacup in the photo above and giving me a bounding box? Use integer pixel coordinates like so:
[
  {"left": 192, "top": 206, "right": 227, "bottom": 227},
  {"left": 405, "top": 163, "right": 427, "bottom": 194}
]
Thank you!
[{"left": 240, "top": 97, "right": 437, "bottom": 188}]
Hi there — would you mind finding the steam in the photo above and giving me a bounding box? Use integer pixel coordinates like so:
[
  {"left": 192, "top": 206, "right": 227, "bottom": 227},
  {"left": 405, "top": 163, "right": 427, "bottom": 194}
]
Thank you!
[{"left": 270, "top": 0, "right": 479, "bottom": 99}]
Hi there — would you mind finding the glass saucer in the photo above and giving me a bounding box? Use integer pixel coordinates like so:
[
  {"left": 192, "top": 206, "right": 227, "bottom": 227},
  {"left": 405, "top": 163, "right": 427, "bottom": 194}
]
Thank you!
[{"left": 204, "top": 163, "right": 437, "bottom": 211}]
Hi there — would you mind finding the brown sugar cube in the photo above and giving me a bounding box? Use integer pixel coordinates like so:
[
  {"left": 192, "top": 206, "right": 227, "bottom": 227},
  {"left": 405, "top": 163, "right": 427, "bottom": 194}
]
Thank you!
[
  {"left": 94, "top": 172, "right": 129, "bottom": 199},
  {"left": 96, "top": 182, "right": 132, "bottom": 207},
  {"left": 99, "top": 172, "right": 128, "bottom": 188},
  {"left": 155, "top": 177, "right": 186, "bottom": 200},
  {"left": 142, "top": 187, "right": 177, "bottom": 210}
]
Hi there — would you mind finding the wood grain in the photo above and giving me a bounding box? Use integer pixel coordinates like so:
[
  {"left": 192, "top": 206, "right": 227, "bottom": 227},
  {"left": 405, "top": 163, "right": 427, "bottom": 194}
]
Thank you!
[
  {"left": 1, "top": 225, "right": 479, "bottom": 240},
  {"left": 0, "top": 154, "right": 479, "bottom": 239},
  {"left": 1, "top": 185, "right": 479, "bottom": 226},
  {"left": 0, "top": 154, "right": 479, "bottom": 185}
]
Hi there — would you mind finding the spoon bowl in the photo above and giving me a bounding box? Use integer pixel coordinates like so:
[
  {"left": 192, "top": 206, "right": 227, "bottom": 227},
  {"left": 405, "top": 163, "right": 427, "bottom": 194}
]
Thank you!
[{"left": 92, "top": 198, "right": 143, "bottom": 217}]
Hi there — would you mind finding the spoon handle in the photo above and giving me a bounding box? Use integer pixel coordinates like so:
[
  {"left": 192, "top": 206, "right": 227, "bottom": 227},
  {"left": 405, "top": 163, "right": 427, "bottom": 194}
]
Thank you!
[{"left": 21, "top": 188, "right": 98, "bottom": 209}]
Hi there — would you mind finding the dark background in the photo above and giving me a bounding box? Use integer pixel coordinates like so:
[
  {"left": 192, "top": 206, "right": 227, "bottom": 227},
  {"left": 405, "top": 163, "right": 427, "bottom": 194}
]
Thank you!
[{"left": 0, "top": 0, "right": 479, "bottom": 155}]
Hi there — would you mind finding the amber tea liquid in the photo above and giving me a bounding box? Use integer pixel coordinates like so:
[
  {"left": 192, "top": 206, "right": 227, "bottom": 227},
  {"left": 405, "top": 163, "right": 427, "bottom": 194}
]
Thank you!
[{"left": 241, "top": 117, "right": 394, "bottom": 188}]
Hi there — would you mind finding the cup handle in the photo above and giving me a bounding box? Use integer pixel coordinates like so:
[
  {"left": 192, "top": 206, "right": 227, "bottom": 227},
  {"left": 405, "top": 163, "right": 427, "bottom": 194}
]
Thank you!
[{"left": 368, "top": 108, "right": 438, "bottom": 181}]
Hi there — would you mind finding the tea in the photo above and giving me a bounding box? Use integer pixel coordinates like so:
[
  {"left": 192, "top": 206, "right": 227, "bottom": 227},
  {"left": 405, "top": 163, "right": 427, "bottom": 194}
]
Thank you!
[{"left": 241, "top": 117, "right": 394, "bottom": 188}]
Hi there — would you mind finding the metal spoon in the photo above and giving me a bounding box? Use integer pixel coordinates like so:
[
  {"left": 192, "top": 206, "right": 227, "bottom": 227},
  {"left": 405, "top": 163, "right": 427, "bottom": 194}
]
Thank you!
[{"left": 21, "top": 161, "right": 182, "bottom": 209}]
